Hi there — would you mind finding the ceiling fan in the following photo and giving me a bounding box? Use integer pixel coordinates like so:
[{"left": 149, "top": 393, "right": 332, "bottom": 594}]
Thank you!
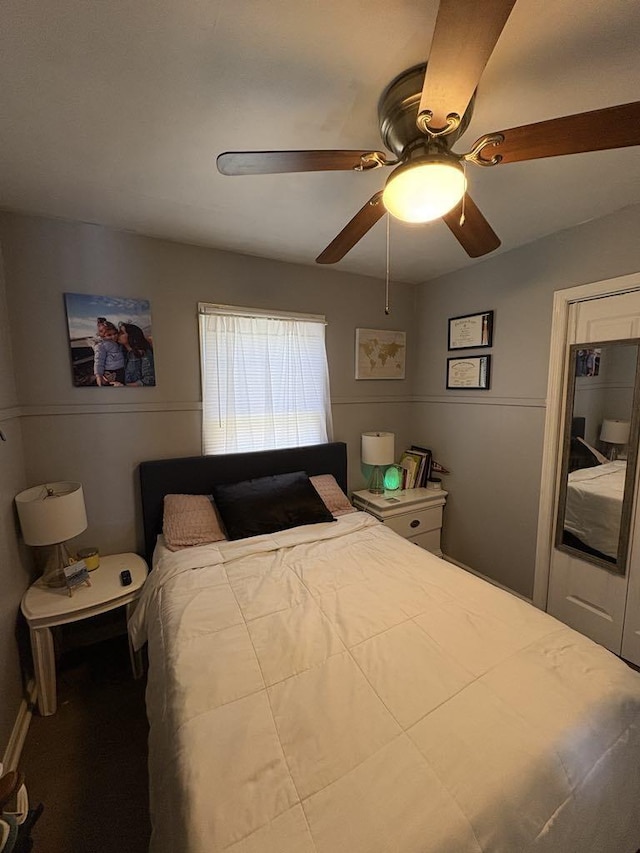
[{"left": 217, "top": 0, "right": 640, "bottom": 265}]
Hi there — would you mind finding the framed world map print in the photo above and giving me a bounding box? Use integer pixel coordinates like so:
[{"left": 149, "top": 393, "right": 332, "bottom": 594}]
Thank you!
[{"left": 355, "top": 328, "right": 406, "bottom": 380}]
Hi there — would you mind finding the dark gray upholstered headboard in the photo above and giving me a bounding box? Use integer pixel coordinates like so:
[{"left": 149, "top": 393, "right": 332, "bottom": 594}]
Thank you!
[
  {"left": 139, "top": 441, "right": 348, "bottom": 565},
  {"left": 571, "top": 417, "right": 586, "bottom": 439}
]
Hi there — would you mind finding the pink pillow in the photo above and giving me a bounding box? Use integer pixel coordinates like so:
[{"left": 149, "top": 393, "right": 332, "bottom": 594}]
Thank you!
[
  {"left": 163, "top": 494, "right": 227, "bottom": 551},
  {"left": 310, "top": 475, "right": 355, "bottom": 517}
]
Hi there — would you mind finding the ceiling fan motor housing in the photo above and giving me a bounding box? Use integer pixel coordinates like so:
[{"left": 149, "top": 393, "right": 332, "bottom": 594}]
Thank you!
[{"left": 378, "top": 64, "right": 475, "bottom": 159}]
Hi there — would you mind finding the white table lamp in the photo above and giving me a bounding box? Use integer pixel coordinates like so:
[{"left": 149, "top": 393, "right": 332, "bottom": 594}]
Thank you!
[
  {"left": 15, "top": 482, "right": 88, "bottom": 587},
  {"left": 600, "top": 419, "right": 630, "bottom": 460},
  {"left": 362, "top": 432, "right": 395, "bottom": 494}
]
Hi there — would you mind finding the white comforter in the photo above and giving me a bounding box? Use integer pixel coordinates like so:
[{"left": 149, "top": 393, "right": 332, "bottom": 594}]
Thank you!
[
  {"left": 565, "top": 461, "right": 626, "bottom": 558},
  {"left": 130, "top": 512, "right": 640, "bottom": 853}
]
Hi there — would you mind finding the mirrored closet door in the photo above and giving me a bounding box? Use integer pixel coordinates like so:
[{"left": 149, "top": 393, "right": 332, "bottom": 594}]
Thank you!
[{"left": 547, "top": 290, "right": 640, "bottom": 661}]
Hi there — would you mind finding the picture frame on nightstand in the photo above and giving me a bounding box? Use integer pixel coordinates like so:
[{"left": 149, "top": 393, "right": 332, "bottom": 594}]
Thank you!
[{"left": 63, "top": 560, "right": 92, "bottom": 596}]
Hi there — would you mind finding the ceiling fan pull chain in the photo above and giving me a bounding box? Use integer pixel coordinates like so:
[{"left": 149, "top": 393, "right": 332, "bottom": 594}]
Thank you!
[{"left": 385, "top": 214, "right": 391, "bottom": 315}]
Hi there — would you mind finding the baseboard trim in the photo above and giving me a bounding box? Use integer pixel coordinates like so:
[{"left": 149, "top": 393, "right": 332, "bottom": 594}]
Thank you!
[
  {"left": 443, "top": 554, "right": 533, "bottom": 604},
  {"left": 2, "top": 680, "right": 37, "bottom": 772}
]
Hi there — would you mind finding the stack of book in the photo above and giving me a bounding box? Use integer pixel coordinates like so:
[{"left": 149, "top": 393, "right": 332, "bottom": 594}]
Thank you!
[{"left": 398, "top": 445, "right": 432, "bottom": 490}]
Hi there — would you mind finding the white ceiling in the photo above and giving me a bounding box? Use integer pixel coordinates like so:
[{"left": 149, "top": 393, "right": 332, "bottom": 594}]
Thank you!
[{"left": 1, "top": 0, "right": 639, "bottom": 284}]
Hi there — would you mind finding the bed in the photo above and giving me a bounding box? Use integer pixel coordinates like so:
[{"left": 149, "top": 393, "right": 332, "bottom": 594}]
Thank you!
[
  {"left": 564, "top": 460, "right": 626, "bottom": 559},
  {"left": 130, "top": 441, "right": 640, "bottom": 853},
  {"left": 561, "top": 418, "right": 626, "bottom": 562}
]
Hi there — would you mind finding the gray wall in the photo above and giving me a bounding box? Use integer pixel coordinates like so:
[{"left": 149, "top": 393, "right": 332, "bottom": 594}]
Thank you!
[
  {"left": 3, "top": 203, "right": 640, "bottom": 746},
  {"left": 0, "top": 210, "right": 419, "bottom": 748},
  {"left": 0, "top": 242, "right": 32, "bottom": 750},
  {"left": 413, "top": 203, "right": 640, "bottom": 598}
]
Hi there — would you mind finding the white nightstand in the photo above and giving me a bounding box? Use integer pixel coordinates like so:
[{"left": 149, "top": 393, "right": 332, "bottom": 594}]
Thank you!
[
  {"left": 21, "top": 552, "right": 148, "bottom": 716},
  {"left": 352, "top": 487, "right": 448, "bottom": 554}
]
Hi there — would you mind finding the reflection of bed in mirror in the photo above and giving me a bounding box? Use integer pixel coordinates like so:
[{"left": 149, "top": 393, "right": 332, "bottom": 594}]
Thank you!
[
  {"left": 561, "top": 415, "right": 625, "bottom": 564},
  {"left": 563, "top": 460, "right": 626, "bottom": 563}
]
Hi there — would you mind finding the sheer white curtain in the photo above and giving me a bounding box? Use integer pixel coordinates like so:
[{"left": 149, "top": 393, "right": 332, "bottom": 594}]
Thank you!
[{"left": 199, "top": 306, "right": 333, "bottom": 455}]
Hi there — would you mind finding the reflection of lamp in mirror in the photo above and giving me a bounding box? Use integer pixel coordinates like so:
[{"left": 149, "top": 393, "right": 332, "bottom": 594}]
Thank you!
[
  {"left": 361, "top": 432, "right": 395, "bottom": 494},
  {"left": 600, "top": 419, "right": 630, "bottom": 461},
  {"left": 15, "top": 482, "right": 88, "bottom": 588}
]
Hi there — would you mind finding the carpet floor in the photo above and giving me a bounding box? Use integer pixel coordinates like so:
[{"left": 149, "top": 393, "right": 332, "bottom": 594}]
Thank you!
[{"left": 18, "top": 634, "right": 151, "bottom": 853}]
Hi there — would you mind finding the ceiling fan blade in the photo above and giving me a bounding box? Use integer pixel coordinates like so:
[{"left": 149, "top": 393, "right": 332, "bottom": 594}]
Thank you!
[
  {"left": 442, "top": 194, "right": 501, "bottom": 257},
  {"left": 217, "top": 150, "right": 389, "bottom": 176},
  {"left": 316, "top": 192, "right": 386, "bottom": 264},
  {"left": 418, "top": 0, "right": 517, "bottom": 135},
  {"left": 473, "top": 102, "right": 640, "bottom": 164}
]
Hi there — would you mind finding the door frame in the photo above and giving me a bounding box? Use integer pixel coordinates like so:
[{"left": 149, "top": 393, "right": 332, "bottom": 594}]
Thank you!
[{"left": 533, "top": 271, "right": 640, "bottom": 610}]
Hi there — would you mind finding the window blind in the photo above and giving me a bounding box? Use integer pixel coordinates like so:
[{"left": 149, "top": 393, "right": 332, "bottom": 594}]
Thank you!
[{"left": 198, "top": 305, "right": 333, "bottom": 455}]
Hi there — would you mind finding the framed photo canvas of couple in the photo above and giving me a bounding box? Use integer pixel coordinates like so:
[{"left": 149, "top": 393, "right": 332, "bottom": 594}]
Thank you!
[{"left": 64, "top": 293, "right": 156, "bottom": 388}]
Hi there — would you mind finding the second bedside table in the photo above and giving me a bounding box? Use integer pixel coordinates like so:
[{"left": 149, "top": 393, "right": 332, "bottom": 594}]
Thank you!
[
  {"left": 21, "top": 552, "right": 148, "bottom": 716},
  {"left": 352, "top": 487, "right": 448, "bottom": 555}
]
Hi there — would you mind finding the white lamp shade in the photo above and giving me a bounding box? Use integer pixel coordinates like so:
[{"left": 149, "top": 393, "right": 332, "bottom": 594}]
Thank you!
[
  {"left": 600, "top": 419, "right": 630, "bottom": 445},
  {"left": 15, "top": 482, "right": 87, "bottom": 546},
  {"left": 361, "top": 432, "right": 395, "bottom": 466}
]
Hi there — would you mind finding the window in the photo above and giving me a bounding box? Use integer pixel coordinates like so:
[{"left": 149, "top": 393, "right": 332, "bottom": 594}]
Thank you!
[{"left": 199, "top": 303, "right": 333, "bottom": 455}]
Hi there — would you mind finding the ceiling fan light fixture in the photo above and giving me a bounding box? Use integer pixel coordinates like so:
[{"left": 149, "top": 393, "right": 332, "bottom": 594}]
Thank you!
[{"left": 382, "top": 158, "right": 466, "bottom": 223}]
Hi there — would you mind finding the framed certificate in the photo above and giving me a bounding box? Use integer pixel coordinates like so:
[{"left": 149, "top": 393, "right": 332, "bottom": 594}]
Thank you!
[
  {"left": 448, "top": 310, "right": 493, "bottom": 350},
  {"left": 446, "top": 355, "right": 491, "bottom": 390}
]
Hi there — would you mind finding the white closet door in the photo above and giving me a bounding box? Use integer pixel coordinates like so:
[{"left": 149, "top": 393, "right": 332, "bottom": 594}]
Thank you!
[
  {"left": 622, "top": 553, "right": 640, "bottom": 666},
  {"left": 547, "top": 290, "right": 640, "bottom": 654},
  {"left": 573, "top": 292, "right": 640, "bottom": 342}
]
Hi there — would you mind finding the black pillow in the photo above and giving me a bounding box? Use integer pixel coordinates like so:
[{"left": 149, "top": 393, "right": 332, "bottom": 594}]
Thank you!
[{"left": 211, "top": 471, "right": 336, "bottom": 541}]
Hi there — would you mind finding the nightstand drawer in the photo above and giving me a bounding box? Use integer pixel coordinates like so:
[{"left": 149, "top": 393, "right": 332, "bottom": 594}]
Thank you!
[
  {"left": 383, "top": 505, "right": 442, "bottom": 539},
  {"left": 409, "top": 528, "right": 441, "bottom": 553}
]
